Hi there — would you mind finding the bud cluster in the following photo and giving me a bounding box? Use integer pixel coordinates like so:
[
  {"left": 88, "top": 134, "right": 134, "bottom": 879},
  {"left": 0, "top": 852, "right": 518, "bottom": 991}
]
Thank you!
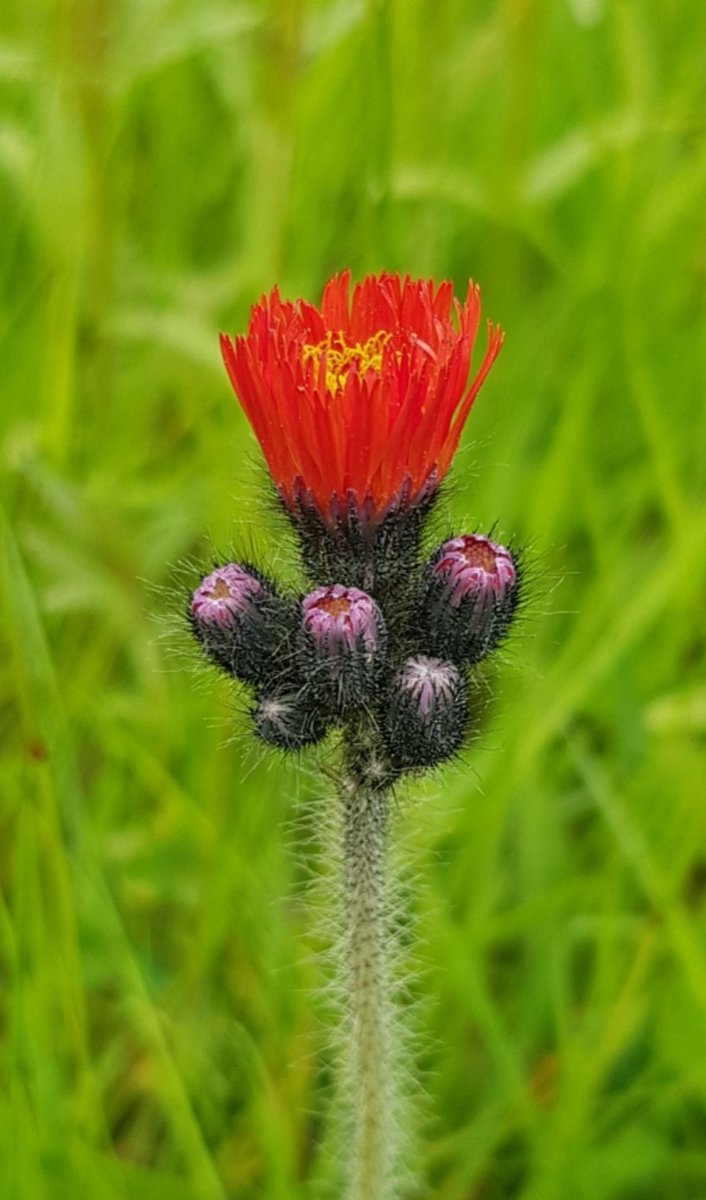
[{"left": 188, "top": 517, "right": 520, "bottom": 774}]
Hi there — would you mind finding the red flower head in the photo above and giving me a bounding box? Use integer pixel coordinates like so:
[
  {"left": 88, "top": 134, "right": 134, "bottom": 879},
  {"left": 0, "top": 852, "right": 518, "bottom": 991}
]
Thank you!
[{"left": 220, "top": 271, "right": 503, "bottom": 528}]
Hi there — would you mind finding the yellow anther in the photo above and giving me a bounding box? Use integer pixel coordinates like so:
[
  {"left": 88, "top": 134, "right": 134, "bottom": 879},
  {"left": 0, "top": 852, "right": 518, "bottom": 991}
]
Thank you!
[{"left": 302, "top": 330, "right": 390, "bottom": 394}]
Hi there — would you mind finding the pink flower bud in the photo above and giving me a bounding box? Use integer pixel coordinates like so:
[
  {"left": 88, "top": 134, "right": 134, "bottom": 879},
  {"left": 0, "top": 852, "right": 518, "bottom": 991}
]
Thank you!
[
  {"left": 190, "top": 564, "right": 262, "bottom": 626},
  {"left": 302, "top": 585, "right": 382, "bottom": 654},
  {"left": 431, "top": 535, "right": 516, "bottom": 607},
  {"left": 299, "top": 584, "right": 386, "bottom": 713},
  {"left": 423, "top": 535, "right": 519, "bottom": 665},
  {"left": 189, "top": 563, "right": 293, "bottom": 686},
  {"left": 384, "top": 655, "right": 467, "bottom": 769}
]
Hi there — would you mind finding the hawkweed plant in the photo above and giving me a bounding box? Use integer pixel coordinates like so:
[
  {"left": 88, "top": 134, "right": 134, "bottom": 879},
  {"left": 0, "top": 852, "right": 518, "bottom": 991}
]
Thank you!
[{"left": 187, "top": 272, "right": 519, "bottom": 1199}]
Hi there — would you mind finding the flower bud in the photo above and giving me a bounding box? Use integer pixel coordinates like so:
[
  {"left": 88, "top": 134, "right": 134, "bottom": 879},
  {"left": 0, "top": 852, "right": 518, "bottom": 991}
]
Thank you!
[
  {"left": 252, "top": 690, "right": 329, "bottom": 752},
  {"left": 384, "top": 655, "right": 467, "bottom": 770},
  {"left": 421, "top": 535, "right": 518, "bottom": 665},
  {"left": 298, "top": 584, "right": 386, "bottom": 715},
  {"left": 189, "top": 563, "right": 293, "bottom": 686}
]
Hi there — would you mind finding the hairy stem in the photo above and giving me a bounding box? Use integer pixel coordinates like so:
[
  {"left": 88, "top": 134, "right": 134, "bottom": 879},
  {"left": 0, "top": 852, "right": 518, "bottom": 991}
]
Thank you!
[{"left": 341, "top": 772, "right": 394, "bottom": 1200}]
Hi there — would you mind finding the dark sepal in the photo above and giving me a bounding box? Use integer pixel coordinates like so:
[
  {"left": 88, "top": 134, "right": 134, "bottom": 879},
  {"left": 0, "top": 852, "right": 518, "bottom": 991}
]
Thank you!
[{"left": 282, "top": 477, "right": 437, "bottom": 603}]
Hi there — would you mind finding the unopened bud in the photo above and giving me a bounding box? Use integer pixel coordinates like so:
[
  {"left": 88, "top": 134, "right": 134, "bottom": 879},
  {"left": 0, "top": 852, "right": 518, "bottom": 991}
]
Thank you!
[
  {"left": 189, "top": 563, "right": 293, "bottom": 686},
  {"left": 253, "top": 690, "right": 328, "bottom": 751},
  {"left": 384, "top": 655, "right": 467, "bottom": 769},
  {"left": 299, "top": 584, "right": 386, "bottom": 714},
  {"left": 422, "top": 535, "right": 518, "bottom": 664}
]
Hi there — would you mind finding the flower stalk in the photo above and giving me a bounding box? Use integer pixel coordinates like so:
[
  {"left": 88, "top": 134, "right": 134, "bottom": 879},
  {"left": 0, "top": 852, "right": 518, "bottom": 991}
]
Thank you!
[{"left": 341, "top": 768, "right": 393, "bottom": 1200}]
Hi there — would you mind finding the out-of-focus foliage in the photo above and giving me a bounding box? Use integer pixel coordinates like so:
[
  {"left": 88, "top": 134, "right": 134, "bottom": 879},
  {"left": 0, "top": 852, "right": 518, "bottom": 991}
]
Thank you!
[{"left": 2, "top": 0, "right": 706, "bottom": 1196}]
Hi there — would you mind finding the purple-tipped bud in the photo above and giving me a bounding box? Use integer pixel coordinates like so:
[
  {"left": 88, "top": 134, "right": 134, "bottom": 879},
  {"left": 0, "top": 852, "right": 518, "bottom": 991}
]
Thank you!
[
  {"left": 302, "top": 585, "right": 381, "bottom": 653},
  {"left": 384, "top": 655, "right": 468, "bottom": 770},
  {"left": 253, "top": 690, "right": 328, "bottom": 751},
  {"left": 433, "top": 536, "right": 516, "bottom": 606},
  {"left": 189, "top": 563, "right": 295, "bottom": 686},
  {"left": 298, "top": 584, "right": 386, "bottom": 714},
  {"left": 422, "top": 535, "right": 519, "bottom": 665},
  {"left": 191, "top": 564, "right": 262, "bottom": 625}
]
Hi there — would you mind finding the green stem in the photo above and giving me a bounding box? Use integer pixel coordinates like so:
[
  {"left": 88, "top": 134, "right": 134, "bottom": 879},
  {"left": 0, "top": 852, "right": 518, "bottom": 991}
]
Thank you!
[{"left": 341, "top": 772, "right": 394, "bottom": 1200}]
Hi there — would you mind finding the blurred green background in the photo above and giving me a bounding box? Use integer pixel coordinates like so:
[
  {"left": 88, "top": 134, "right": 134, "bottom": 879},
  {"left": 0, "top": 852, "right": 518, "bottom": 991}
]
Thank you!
[{"left": 2, "top": 0, "right": 706, "bottom": 1196}]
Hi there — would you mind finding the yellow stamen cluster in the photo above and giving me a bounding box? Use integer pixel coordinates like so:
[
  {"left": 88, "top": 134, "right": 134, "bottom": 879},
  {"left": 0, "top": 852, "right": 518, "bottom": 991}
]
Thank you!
[{"left": 302, "top": 330, "right": 390, "bottom": 394}]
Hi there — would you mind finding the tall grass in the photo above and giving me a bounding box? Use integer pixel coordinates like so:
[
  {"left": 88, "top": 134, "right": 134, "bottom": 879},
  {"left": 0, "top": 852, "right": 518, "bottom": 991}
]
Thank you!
[{"left": 2, "top": 0, "right": 706, "bottom": 1196}]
